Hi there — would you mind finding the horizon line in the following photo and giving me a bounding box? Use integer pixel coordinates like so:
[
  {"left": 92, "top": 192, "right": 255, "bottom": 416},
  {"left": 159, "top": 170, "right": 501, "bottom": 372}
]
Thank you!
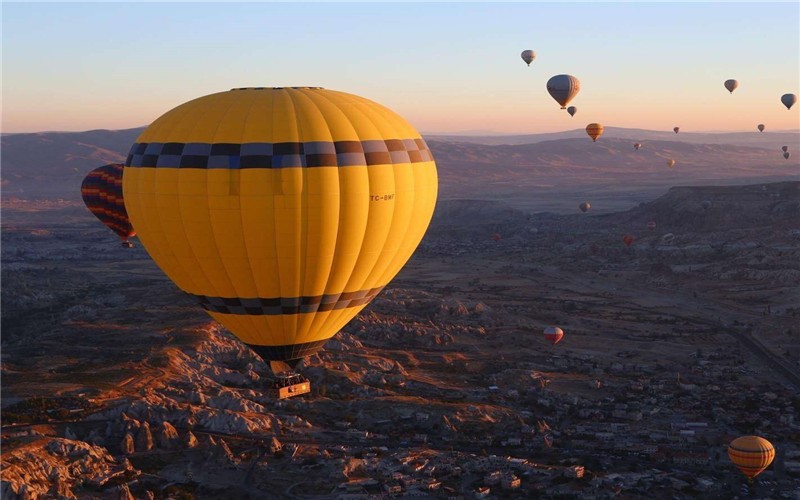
[{"left": 3, "top": 125, "right": 800, "bottom": 137}]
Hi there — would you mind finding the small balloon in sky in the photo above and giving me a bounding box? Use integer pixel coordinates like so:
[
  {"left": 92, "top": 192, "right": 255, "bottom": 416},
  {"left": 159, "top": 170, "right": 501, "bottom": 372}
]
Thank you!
[
  {"left": 781, "top": 93, "right": 797, "bottom": 110},
  {"left": 673, "top": 127, "right": 680, "bottom": 134},
  {"left": 757, "top": 124, "right": 765, "bottom": 132},
  {"left": 521, "top": 50, "right": 536, "bottom": 66},
  {"left": 724, "top": 79, "right": 739, "bottom": 94},
  {"left": 546, "top": 74, "right": 581, "bottom": 109},
  {"left": 567, "top": 106, "right": 577, "bottom": 117},
  {"left": 585, "top": 123, "right": 604, "bottom": 142}
]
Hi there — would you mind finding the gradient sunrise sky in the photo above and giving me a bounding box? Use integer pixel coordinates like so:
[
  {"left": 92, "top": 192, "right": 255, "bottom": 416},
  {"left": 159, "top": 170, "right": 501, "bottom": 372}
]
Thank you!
[{"left": 3, "top": 2, "right": 799, "bottom": 134}]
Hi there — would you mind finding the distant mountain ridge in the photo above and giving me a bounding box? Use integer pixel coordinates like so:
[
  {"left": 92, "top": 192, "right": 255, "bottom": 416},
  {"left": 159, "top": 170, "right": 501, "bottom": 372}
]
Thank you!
[
  {"left": 1, "top": 126, "right": 798, "bottom": 206},
  {"left": 426, "top": 126, "right": 800, "bottom": 149}
]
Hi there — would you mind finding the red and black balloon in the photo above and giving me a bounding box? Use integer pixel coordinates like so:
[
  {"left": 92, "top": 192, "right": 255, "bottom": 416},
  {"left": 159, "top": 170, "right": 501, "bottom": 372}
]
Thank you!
[{"left": 81, "top": 164, "right": 135, "bottom": 247}]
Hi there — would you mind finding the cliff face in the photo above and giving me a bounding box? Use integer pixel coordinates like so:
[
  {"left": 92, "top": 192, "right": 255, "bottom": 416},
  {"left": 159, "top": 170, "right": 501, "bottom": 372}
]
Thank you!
[
  {"left": 1, "top": 438, "right": 138, "bottom": 499},
  {"left": 608, "top": 182, "right": 800, "bottom": 233}
]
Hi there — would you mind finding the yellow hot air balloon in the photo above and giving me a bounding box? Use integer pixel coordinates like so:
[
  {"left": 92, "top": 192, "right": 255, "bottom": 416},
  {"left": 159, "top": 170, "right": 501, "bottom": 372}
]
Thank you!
[
  {"left": 585, "top": 123, "right": 604, "bottom": 142},
  {"left": 666, "top": 159, "right": 676, "bottom": 168},
  {"left": 123, "top": 87, "right": 438, "bottom": 378},
  {"left": 728, "top": 436, "right": 775, "bottom": 481}
]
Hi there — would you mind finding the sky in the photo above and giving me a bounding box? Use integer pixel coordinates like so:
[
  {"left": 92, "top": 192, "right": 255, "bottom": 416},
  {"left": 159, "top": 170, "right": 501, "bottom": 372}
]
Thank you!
[{"left": 2, "top": 2, "right": 799, "bottom": 134}]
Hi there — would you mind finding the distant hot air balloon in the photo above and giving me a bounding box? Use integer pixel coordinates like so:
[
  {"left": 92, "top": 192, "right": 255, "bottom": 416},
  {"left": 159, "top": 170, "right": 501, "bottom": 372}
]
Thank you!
[
  {"left": 579, "top": 202, "right": 591, "bottom": 213},
  {"left": 521, "top": 50, "right": 536, "bottom": 66},
  {"left": 757, "top": 124, "right": 765, "bottom": 132},
  {"left": 585, "top": 123, "right": 604, "bottom": 142},
  {"left": 673, "top": 127, "right": 680, "bottom": 134},
  {"left": 785, "top": 151, "right": 791, "bottom": 160},
  {"left": 122, "top": 87, "right": 438, "bottom": 383},
  {"left": 728, "top": 436, "right": 775, "bottom": 481},
  {"left": 491, "top": 233, "right": 502, "bottom": 242},
  {"left": 633, "top": 143, "right": 642, "bottom": 151},
  {"left": 646, "top": 221, "right": 656, "bottom": 230},
  {"left": 666, "top": 159, "right": 676, "bottom": 168},
  {"left": 546, "top": 74, "right": 581, "bottom": 109},
  {"left": 724, "top": 79, "right": 739, "bottom": 94},
  {"left": 81, "top": 164, "right": 135, "bottom": 248},
  {"left": 781, "top": 93, "right": 797, "bottom": 110},
  {"left": 622, "top": 235, "right": 635, "bottom": 247},
  {"left": 543, "top": 326, "right": 564, "bottom": 346},
  {"left": 567, "top": 106, "right": 577, "bottom": 117},
  {"left": 701, "top": 200, "right": 712, "bottom": 210},
  {"left": 782, "top": 146, "right": 789, "bottom": 152}
]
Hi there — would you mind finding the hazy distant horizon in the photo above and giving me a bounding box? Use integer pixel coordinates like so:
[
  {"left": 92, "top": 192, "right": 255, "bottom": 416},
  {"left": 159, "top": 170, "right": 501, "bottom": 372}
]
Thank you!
[
  {"left": 4, "top": 124, "right": 800, "bottom": 137},
  {"left": 423, "top": 127, "right": 800, "bottom": 137}
]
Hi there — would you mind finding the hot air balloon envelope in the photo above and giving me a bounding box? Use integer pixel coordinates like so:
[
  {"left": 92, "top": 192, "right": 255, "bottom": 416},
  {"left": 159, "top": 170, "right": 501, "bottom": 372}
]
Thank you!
[
  {"left": 546, "top": 74, "right": 581, "bottom": 109},
  {"left": 757, "top": 124, "right": 765, "bottom": 132},
  {"left": 728, "top": 436, "right": 775, "bottom": 480},
  {"left": 579, "top": 202, "right": 591, "bottom": 213},
  {"left": 585, "top": 123, "right": 604, "bottom": 142},
  {"left": 122, "top": 87, "right": 438, "bottom": 370},
  {"left": 781, "top": 93, "right": 797, "bottom": 110},
  {"left": 567, "top": 106, "right": 577, "bottom": 117},
  {"left": 81, "top": 164, "right": 136, "bottom": 245},
  {"left": 622, "top": 235, "right": 635, "bottom": 247},
  {"left": 724, "top": 79, "right": 739, "bottom": 94},
  {"left": 521, "top": 50, "right": 536, "bottom": 66},
  {"left": 543, "top": 326, "right": 564, "bottom": 345},
  {"left": 673, "top": 127, "right": 680, "bottom": 134}
]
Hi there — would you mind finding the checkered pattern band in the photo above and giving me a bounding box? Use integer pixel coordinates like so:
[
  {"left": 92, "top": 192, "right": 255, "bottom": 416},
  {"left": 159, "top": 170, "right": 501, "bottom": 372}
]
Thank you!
[
  {"left": 125, "top": 139, "right": 433, "bottom": 169},
  {"left": 188, "top": 286, "right": 385, "bottom": 315}
]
